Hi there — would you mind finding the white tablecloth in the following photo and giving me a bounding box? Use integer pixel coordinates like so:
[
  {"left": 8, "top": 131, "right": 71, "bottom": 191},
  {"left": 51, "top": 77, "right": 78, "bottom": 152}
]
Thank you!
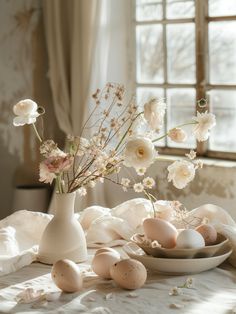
[{"left": 0, "top": 248, "right": 236, "bottom": 314}]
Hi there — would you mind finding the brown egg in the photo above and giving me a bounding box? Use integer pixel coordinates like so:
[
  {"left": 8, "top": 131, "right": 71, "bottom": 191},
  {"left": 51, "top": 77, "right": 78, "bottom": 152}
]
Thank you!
[
  {"left": 110, "top": 259, "right": 147, "bottom": 290},
  {"left": 92, "top": 252, "right": 120, "bottom": 279},
  {"left": 143, "top": 218, "right": 178, "bottom": 248},
  {"left": 51, "top": 259, "right": 83, "bottom": 293},
  {"left": 95, "top": 247, "right": 120, "bottom": 259},
  {"left": 195, "top": 224, "right": 217, "bottom": 246}
]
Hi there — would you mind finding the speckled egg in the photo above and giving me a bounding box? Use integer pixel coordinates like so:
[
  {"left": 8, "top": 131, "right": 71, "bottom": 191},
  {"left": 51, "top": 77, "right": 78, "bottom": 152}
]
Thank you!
[
  {"left": 143, "top": 218, "right": 178, "bottom": 248},
  {"left": 176, "top": 229, "right": 205, "bottom": 249},
  {"left": 51, "top": 259, "right": 83, "bottom": 293},
  {"left": 95, "top": 247, "right": 120, "bottom": 259},
  {"left": 110, "top": 259, "right": 147, "bottom": 290},
  {"left": 92, "top": 252, "right": 120, "bottom": 279},
  {"left": 195, "top": 224, "right": 217, "bottom": 246}
]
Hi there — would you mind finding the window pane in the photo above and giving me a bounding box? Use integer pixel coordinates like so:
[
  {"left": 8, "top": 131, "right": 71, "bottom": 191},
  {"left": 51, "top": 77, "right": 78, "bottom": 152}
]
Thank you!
[
  {"left": 166, "top": 0, "right": 195, "bottom": 19},
  {"left": 208, "top": 90, "right": 236, "bottom": 152},
  {"left": 137, "top": 87, "right": 165, "bottom": 146},
  {"left": 209, "top": 0, "right": 236, "bottom": 17},
  {"left": 137, "top": 87, "right": 164, "bottom": 104},
  {"left": 136, "top": 0, "right": 163, "bottom": 21},
  {"left": 209, "top": 21, "right": 236, "bottom": 85},
  {"left": 167, "top": 23, "right": 196, "bottom": 84},
  {"left": 167, "top": 88, "right": 196, "bottom": 148},
  {"left": 136, "top": 25, "right": 164, "bottom": 83}
]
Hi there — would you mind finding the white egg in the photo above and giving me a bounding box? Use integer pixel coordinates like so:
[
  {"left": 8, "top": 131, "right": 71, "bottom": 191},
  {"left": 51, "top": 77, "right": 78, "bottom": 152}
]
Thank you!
[
  {"left": 51, "top": 259, "right": 83, "bottom": 293},
  {"left": 91, "top": 252, "right": 120, "bottom": 279},
  {"left": 176, "top": 229, "right": 205, "bottom": 249}
]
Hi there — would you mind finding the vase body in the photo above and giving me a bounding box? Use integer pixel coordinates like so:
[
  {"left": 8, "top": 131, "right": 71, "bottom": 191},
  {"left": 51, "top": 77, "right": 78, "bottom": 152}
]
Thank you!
[{"left": 37, "top": 192, "right": 87, "bottom": 264}]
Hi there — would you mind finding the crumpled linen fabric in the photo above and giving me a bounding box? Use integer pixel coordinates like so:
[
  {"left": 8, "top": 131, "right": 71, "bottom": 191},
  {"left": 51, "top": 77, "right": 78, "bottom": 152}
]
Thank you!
[{"left": 1, "top": 198, "right": 236, "bottom": 276}]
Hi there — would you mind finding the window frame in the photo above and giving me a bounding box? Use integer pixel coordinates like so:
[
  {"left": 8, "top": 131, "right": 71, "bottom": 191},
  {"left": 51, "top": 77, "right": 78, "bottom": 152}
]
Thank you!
[{"left": 133, "top": 0, "right": 236, "bottom": 160}]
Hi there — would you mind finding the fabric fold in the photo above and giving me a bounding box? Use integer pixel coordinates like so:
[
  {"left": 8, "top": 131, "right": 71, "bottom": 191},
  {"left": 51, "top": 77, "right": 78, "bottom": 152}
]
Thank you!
[{"left": 0, "top": 199, "right": 236, "bottom": 276}]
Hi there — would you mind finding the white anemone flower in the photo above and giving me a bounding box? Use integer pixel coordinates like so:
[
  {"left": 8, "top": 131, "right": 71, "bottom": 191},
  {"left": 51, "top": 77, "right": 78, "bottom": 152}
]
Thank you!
[
  {"left": 144, "top": 99, "right": 166, "bottom": 131},
  {"left": 192, "top": 111, "right": 216, "bottom": 142},
  {"left": 13, "top": 99, "right": 40, "bottom": 126},
  {"left": 167, "top": 160, "right": 195, "bottom": 189},
  {"left": 123, "top": 136, "right": 157, "bottom": 170}
]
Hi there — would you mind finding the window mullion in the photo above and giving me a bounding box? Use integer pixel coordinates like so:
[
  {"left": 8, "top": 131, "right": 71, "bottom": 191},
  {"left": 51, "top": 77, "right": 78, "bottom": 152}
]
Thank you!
[
  {"left": 195, "top": 0, "right": 208, "bottom": 156},
  {"left": 131, "top": 0, "right": 137, "bottom": 91},
  {"left": 136, "top": 18, "right": 195, "bottom": 25},
  {"left": 163, "top": 0, "right": 168, "bottom": 146}
]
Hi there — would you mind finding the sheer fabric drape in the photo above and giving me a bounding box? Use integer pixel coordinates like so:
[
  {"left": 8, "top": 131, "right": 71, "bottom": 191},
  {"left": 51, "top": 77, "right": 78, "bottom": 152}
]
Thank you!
[{"left": 43, "top": 0, "right": 132, "bottom": 212}]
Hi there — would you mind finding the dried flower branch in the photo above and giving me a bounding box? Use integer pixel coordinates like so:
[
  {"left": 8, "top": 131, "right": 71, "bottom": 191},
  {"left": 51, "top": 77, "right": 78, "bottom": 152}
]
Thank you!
[{"left": 12, "top": 83, "right": 216, "bottom": 203}]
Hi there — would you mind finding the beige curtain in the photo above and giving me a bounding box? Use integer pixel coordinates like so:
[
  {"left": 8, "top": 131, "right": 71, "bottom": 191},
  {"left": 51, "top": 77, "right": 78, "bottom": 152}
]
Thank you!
[
  {"left": 43, "top": 0, "right": 132, "bottom": 212},
  {"left": 43, "top": 0, "right": 101, "bottom": 135}
]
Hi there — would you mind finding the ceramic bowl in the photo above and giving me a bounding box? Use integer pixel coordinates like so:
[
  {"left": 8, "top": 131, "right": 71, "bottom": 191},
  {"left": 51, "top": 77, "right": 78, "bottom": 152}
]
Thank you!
[
  {"left": 131, "top": 233, "right": 229, "bottom": 259},
  {"left": 123, "top": 241, "right": 232, "bottom": 275}
]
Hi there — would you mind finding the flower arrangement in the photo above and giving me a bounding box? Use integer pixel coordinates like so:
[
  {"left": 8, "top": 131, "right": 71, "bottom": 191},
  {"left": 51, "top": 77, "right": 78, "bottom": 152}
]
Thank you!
[{"left": 13, "top": 83, "right": 216, "bottom": 208}]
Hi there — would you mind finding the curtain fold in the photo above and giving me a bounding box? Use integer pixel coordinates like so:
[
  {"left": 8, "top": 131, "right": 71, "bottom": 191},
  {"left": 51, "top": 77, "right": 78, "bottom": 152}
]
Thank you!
[
  {"left": 43, "top": 0, "right": 132, "bottom": 212},
  {"left": 43, "top": 0, "right": 102, "bottom": 135}
]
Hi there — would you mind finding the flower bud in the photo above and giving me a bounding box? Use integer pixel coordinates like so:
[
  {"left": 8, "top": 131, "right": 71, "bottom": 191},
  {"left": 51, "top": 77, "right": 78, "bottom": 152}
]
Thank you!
[{"left": 168, "top": 128, "right": 187, "bottom": 143}]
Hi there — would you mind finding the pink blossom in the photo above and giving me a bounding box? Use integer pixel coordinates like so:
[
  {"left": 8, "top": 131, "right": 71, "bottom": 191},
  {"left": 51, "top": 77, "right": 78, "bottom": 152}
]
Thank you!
[
  {"left": 39, "top": 163, "right": 56, "bottom": 184},
  {"left": 39, "top": 155, "right": 73, "bottom": 184},
  {"left": 44, "top": 155, "right": 73, "bottom": 173}
]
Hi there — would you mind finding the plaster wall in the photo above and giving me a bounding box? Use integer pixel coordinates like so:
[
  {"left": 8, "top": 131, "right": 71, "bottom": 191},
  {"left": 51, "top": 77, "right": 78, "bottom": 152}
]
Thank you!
[
  {"left": 102, "top": 158, "right": 236, "bottom": 220},
  {"left": 0, "top": 0, "right": 60, "bottom": 219}
]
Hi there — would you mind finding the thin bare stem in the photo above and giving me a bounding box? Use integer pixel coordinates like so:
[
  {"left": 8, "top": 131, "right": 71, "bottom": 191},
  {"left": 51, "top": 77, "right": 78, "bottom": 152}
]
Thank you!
[
  {"left": 115, "top": 112, "right": 143, "bottom": 151},
  {"left": 144, "top": 190, "right": 156, "bottom": 218},
  {"left": 32, "top": 123, "right": 42, "bottom": 143},
  {"left": 56, "top": 175, "right": 62, "bottom": 194},
  {"left": 152, "top": 121, "right": 198, "bottom": 143}
]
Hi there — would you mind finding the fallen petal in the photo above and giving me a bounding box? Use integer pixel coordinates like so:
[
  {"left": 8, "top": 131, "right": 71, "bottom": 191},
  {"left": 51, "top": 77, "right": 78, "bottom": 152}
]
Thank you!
[
  {"left": 105, "top": 293, "right": 114, "bottom": 300},
  {"left": 169, "top": 303, "right": 184, "bottom": 309}
]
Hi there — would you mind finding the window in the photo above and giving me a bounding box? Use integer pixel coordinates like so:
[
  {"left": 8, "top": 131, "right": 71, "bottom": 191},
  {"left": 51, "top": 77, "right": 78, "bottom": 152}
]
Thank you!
[{"left": 134, "top": 0, "right": 236, "bottom": 159}]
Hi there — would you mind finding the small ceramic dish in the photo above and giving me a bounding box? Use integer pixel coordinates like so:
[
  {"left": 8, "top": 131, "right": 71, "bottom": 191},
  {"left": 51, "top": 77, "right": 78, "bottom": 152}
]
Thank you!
[
  {"left": 123, "top": 241, "right": 232, "bottom": 275},
  {"left": 131, "top": 233, "right": 229, "bottom": 259}
]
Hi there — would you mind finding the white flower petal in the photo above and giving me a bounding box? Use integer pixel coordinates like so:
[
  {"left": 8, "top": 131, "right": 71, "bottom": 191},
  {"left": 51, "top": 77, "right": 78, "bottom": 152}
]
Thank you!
[
  {"left": 13, "top": 99, "right": 38, "bottom": 116},
  {"left": 193, "top": 112, "right": 216, "bottom": 142},
  {"left": 123, "top": 137, "right": 156, "bottom": 170},
  {"left": 133, "top": 183, "right": 144, "bottom": 193},
  {"left": 167, "top": 160, "right": 195, "bottom": 189},
  {"left": 144, "top": 99, "right": 166, "bottom": 131},
  {"left": 13, "top": 99, "right": 40, "bottom": 126}
]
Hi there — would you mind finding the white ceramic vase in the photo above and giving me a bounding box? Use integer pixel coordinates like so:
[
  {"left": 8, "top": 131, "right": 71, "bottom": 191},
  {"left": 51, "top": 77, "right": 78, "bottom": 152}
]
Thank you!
[{"left": 37, "top": 192, "right": 87, "bottom": 264}]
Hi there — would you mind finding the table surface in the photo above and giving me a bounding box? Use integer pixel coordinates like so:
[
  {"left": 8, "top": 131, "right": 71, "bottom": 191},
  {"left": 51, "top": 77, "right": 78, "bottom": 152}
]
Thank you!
[{"left": 0, "top": 248, "right": 236, "bottom": 314}]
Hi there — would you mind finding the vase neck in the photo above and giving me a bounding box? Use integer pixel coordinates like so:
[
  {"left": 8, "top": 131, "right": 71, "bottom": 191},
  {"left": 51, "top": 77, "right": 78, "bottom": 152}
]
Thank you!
[{"left": 54, "top": 192, "right": 76, "bottom": 220}]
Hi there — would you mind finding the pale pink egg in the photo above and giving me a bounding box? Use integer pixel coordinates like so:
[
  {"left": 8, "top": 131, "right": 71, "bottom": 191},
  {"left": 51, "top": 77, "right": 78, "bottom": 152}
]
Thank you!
[
  {"left": 92, "top": 252, "right": 120, "bottom": 279},
  {"left": 95, "top": 247, "right": 120, "bottom": 259},
  {"left": 143, "top": 218, "right": 178, "bottom": 248},
  {"left": 51, "top": 259, "right": 83, "bottom": 293}
]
